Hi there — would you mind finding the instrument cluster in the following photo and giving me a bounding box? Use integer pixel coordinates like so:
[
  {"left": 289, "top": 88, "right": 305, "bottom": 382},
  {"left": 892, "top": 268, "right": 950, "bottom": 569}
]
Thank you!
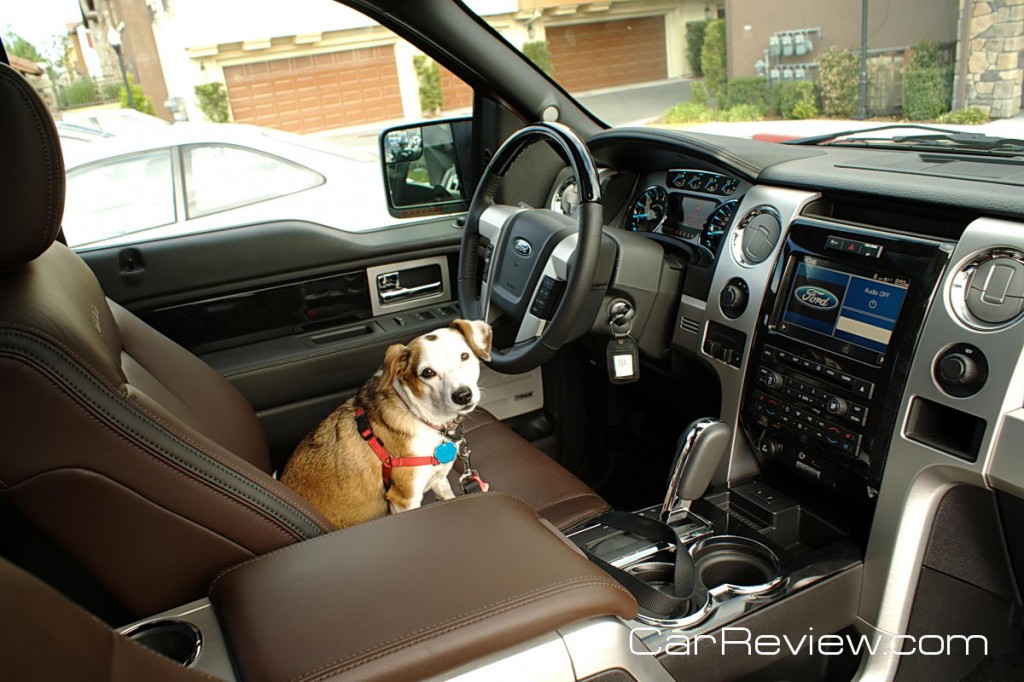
[{"left": 624, "top": 170, "right": 742, "bottom": 262}]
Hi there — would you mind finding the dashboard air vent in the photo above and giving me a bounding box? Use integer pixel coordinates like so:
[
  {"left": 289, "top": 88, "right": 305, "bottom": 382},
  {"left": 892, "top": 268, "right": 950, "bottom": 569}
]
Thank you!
[
  {"left": 732, "top": 206, "right": 782, "bottom": 265},
  {"left": 951, "top": 249, "right": 1024, "bottom": 329},
  {"left": 679, "top": 316, "right": 701, "bottom": 334}
]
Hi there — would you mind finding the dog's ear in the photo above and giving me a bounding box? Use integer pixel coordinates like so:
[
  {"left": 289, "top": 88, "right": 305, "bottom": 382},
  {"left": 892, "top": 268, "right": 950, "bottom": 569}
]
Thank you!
[
  {"left": 450, "top": 319, "right": 492, "bottom": 361},
  {"left": 380, "top": 343, "right": 412, "bottom": 387}
]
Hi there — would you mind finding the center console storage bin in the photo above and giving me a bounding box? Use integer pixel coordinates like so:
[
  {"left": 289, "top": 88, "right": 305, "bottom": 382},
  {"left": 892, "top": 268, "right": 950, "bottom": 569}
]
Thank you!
[{"left": 210, "top": 493, "right": 636, "bottom": 682}]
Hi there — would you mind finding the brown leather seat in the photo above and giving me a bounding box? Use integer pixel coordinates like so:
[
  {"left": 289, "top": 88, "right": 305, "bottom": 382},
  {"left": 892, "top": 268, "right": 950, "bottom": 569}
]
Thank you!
[{"left": 0, "top": 61, "right": 608, "bottom": 618}]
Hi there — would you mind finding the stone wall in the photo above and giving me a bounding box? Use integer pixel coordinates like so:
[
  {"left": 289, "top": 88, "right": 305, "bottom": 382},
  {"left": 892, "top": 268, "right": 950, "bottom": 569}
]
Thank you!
[{"left": 959, "top": 0, "right": 1024, "bottom": 118}]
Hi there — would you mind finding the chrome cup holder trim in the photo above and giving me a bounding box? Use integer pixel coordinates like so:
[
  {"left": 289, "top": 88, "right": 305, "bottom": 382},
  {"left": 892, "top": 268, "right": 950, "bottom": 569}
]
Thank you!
[
  {"left": 691, "top": 534, "right": 785, "bottom": 598},
  {"left": 121, "top": 619, "right": 203, "bottom": 668}
]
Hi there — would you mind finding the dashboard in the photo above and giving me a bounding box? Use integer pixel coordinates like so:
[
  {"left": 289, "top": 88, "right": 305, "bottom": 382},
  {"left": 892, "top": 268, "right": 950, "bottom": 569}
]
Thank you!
[{"left": 547, "top": 126, "right": 1024, "bottom": 677}]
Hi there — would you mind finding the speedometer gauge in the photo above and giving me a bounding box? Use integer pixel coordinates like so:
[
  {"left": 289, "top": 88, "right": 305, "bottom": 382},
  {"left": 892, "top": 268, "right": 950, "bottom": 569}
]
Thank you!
[
  {"left": 701, "top": 200, "right": 738, "bottom": 252},
  {"left": 627, "top": 186, "right": 668, "bottom": 232}
]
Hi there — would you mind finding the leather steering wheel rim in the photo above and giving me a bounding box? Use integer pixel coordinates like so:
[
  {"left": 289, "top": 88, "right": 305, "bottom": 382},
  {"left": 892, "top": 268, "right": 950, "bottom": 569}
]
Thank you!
[{"left": 458, "top": 121, "right": 603, "bottom": 374}]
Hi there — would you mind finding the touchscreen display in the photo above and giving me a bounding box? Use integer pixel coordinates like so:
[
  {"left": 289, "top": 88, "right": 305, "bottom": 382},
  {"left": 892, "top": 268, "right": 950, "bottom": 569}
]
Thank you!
[{"left": 778, "top": 257, "right": 909, "bottom": 364}]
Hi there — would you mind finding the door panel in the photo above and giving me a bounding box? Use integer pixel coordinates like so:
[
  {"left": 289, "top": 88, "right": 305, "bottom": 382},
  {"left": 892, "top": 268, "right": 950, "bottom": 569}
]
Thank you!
[{"left": 78, "top": 216, "right": 464, "bottom": 469}]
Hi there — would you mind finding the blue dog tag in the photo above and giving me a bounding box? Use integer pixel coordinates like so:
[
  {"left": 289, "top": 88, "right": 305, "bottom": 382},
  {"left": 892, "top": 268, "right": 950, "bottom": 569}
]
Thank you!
[{"left": 434, "top": 440, "right": 457, "bottom": 464}]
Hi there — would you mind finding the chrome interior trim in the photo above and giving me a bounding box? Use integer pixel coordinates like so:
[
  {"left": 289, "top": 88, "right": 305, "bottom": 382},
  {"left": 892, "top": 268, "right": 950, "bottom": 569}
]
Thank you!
[
  {"left": 118, "top": 599, "right": 235, "bottom": 681},
  {"left": 366, "top": 255, "right": 450, "bottom": 317},
  {"left": 701, "top": 186, "right": 821, "bottom": 487}
]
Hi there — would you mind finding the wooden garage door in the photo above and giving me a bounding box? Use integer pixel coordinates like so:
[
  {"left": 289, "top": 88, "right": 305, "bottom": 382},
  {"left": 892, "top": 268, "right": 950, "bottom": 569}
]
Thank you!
[
  {"left": 224, "top": 46, "right": 403, "bottom": 134},
  {"left": 547, "top": 17, "right": 667, "bottom": 93}
]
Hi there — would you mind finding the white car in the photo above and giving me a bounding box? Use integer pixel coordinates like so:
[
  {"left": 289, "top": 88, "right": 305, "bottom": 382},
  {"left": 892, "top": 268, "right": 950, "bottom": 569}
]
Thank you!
[
  {"left": 60, "top": 108, "right": 171, "bottom": 136},
  {"left": 62, "top": 122, "right": 393, "bottom": 249}
]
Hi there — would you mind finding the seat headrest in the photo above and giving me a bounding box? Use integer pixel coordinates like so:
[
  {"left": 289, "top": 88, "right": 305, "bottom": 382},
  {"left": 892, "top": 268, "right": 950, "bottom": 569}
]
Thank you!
[{"left": 0, "top": 63, "right": 64, "bottom": 271}]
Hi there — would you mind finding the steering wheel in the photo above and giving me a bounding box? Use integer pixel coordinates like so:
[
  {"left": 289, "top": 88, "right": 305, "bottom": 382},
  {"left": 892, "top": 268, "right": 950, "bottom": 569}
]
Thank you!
[{"left": 458, "top": 122, "right": 604, "bottom": 374}]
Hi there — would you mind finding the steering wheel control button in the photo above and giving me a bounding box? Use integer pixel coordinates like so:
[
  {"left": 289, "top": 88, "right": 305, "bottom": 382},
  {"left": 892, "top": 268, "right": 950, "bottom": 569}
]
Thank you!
[
  {"left": 934, "top": 343, "right": 988, "bottom": 397},
  {"left": 529, "top": 276, "right": 565, "bottom": 320},
  {"left": 719, "top": 278, "right": 749, "bottom": 319}
]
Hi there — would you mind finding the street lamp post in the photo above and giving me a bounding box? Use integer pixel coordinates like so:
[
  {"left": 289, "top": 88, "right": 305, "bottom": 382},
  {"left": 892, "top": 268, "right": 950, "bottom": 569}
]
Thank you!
[{"left": 107, "top": 26, "right": 136, "bottom": 111}]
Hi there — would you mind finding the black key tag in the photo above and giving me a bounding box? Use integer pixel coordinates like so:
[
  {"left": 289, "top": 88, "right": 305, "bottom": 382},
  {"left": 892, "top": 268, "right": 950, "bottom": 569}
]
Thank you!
[{"left": 607, "top": 335, "right": 639, "bottom": 384}]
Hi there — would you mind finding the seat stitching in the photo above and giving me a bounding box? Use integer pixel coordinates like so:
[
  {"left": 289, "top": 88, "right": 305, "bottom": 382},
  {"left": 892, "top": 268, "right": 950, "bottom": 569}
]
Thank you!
[
  {"left": 293, "top": 579, "right": 633, "bottom": 682},
  {"left": 0, "top": 333, "right": 324, "bottom": 538}
]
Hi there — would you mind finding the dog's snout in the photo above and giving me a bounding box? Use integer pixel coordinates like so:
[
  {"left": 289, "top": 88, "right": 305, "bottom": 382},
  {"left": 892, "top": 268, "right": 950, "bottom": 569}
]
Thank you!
[{"left": 452, "top": 386, "right": 474, "bottom": 406}]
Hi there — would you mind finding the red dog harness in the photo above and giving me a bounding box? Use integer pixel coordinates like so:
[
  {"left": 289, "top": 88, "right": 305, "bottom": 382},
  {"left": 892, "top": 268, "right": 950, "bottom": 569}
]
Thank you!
[{"left": 354, "top": 407, "right": 448, "bottom": 489}]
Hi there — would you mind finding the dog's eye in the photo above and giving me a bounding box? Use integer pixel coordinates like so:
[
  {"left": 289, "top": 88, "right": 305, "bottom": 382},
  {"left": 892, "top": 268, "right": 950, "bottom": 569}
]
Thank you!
[
  {"left": 460, "top": 352, "right": 470, "bottom": 361},
  {"left": 419, "top": 368, "right": 436, "bottom": 379}
]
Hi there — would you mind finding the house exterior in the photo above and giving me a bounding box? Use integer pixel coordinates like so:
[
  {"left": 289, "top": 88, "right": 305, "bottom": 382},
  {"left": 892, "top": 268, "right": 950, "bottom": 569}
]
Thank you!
[{"left": 143, "top": 0, "right": 708, "bottom": 132}]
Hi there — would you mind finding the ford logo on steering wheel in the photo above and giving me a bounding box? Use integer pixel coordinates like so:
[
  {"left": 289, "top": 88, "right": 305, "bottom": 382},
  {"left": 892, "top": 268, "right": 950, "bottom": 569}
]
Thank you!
[{"left": 513, "top": 238, "right": 533, "bottom": 257}]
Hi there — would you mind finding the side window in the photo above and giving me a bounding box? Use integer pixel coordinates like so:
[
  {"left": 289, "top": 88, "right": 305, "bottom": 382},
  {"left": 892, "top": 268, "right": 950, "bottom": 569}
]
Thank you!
[
  {"left": 64, "top": 149, "right": 176, "bottom": 248},
  {"left": 183, "top": 144, "right": 323, "bottom": 219}
]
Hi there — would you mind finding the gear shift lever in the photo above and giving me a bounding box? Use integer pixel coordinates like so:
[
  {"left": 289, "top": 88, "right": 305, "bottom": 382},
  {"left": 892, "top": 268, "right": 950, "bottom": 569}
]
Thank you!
[{"left": 661, "top": 418, "right": 731, "bottom": 523}]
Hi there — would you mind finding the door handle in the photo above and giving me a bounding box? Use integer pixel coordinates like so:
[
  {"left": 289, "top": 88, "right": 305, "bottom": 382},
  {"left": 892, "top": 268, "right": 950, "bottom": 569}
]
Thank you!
[{"left": 379, "top": 281, "right": 442, "bottom": 303}]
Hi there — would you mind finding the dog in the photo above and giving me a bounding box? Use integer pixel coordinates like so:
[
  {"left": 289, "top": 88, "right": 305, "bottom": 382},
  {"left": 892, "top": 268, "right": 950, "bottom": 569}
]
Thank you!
[{"left": 281, "top": 319, "right": 492, "bottom": 529}]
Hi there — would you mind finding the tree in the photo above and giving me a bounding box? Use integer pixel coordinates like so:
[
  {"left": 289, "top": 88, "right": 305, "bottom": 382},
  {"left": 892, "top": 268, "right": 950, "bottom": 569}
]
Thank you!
[
  {"left": 4, "top": 31, "right": 45, "bottom": 63},
  {"left": 700, "top": 20, "right": 727, "bottom": 105}
]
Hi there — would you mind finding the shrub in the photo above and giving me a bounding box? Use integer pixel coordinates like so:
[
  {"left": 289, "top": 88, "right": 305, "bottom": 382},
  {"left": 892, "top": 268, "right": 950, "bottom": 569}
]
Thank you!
[
  {"left": 522, "top": 40, "right": 552, "bottom": 76},
  {"left": 119, "top": 74, "right": 154, "bottom": 115},
  {"left": 689, "top": 80, "right": 708, "bottom": 107},
  {"left": 903, "top": 66, "right": 953, "bottom": 120},
  {"left": 817, "top": 46, "right": 859, "bottom": 118},
  {"left": 773, "top": 81, "right": 819, "bottom": 119},
  {"left": 937, "top": 107, "right": 989, "bottom": 124},
  {"left": 903, "top": 40, "right": 952, "bottom": 120},
  {"left": 194, "top": 82, "right": 230, "bottom": 123},
  {"left": 701, "top": 19, "right": 727, "bottom": 105},
  {"left": 723, "top": 104, "right": 765, "bottom": 122},
  {"left": 662, "top": 102, "right": 716, "bottom": 124},
  {"left": 413, "top": 55, "right": 443, "bottom": 116},
  {"left": 685, "top": 20, "right": 708, "bottom": 77},
  {"left": 724, "top": 76, "right": 769, "bottom": 113},
  {"left": 59, "top": 77, "right": 97, "bottom": 109}
]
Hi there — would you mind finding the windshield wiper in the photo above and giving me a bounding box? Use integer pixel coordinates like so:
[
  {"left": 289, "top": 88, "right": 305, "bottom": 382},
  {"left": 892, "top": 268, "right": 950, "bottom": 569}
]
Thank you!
[
  {"left": 784, "top": 124, "right": 964, "bottom": 146},
  {"left": 786, "top": 125, "right": 1024, "bottom": 158}
]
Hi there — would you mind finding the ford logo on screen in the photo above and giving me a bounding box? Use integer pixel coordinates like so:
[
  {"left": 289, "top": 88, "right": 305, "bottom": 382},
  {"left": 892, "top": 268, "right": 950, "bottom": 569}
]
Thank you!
[
  {"left": 513, "top": 238, "right": 533, "bottom": 257},
  {"left": 794, "top": 286, "right": 839, "bottom": 310}
]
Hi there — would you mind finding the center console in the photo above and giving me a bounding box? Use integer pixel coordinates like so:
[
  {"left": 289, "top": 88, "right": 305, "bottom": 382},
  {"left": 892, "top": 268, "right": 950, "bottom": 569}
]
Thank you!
[{"left": 743, "top": 221, "right": 952, "bottom": 498}]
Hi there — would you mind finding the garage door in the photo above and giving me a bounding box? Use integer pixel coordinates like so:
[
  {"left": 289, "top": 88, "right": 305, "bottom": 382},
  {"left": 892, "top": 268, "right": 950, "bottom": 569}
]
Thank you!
[
  {"left": 224, "top": 46, "right": 403, "bottom": 134},
  {"left": 547, "top": 16, "right": 667, "bottom": 93}
]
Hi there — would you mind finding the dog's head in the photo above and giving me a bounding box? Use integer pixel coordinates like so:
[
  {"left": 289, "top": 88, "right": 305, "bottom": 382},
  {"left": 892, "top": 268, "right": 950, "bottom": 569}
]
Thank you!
[{"left": 382, "top": 319, "right": 492, "bottom": 424}]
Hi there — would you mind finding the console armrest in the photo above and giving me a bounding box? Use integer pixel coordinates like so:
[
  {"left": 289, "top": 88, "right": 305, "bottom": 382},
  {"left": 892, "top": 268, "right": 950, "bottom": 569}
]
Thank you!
[{"left": 210, "top": 493, "right": 636, "bottom": 682}]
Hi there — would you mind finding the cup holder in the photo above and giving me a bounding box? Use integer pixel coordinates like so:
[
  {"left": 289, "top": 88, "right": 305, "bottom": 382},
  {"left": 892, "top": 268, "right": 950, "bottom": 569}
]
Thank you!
[
  {"left": 691, "top": 535, "right": 783, "bottom": 595},
  {"left": 121, "top": 619, "right": 202, "bottom": 667}
]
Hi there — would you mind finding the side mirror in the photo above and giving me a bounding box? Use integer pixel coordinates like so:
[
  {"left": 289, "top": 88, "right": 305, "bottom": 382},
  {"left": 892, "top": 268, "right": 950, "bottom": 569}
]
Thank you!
[
  {"left": 380, "top": 117, "right": 471, "bottom": 219},
  {"left": 383, "top": 128, "right": 423, "bottom": 163}
]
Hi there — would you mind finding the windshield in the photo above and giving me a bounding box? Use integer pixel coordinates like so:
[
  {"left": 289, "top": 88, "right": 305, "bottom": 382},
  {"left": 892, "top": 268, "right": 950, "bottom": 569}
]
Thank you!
[
  {"left": 7, "top": 0, "right": 1022, "bottom": 162},
  {"left": 498, "top": 1, "right": 1024, "bottom": 148}
]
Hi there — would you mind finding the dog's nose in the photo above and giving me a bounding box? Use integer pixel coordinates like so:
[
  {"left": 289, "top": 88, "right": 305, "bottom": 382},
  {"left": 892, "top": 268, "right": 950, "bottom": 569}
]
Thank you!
[{"left": 451, "top": 386, "right": 474, "bottom": 406}]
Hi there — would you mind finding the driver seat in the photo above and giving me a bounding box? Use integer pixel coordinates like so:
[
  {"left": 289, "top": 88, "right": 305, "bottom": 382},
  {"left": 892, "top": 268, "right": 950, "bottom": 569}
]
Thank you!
[{"left": 0, "top": 62, "right": 608, "bottom": 619}]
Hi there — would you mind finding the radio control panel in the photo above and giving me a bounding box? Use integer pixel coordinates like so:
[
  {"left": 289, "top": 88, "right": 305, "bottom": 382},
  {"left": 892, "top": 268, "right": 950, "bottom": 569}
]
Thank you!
[{"left": 741, "top": 221, "right": 953, "bottom": 498}]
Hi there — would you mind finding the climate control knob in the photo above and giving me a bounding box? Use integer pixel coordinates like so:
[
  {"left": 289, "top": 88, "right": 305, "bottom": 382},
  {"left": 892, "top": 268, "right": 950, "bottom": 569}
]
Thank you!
[{"left": 938, "top": 353, "right": 977, "bottom": 386}]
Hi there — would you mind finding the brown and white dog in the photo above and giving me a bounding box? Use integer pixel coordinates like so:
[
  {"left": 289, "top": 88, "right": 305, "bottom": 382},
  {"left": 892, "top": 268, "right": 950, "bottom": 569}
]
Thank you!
[{"left": 281, "top": 319, "right": 492, "bottom": 529}]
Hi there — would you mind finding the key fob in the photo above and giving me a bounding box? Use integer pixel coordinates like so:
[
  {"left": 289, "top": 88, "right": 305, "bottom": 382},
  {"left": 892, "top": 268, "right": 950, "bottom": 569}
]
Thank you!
[{"left": 607, "top": 335, "right": 639, "bottom": 384}]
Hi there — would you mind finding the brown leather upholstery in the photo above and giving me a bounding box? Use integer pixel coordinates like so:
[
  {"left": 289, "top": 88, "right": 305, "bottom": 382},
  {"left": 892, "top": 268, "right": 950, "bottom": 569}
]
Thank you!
[
  {"left": 0, "top": 64, "right": 64, "bottom": 272},
  {"left": 454, "top": 409, "right": 609, "bottom": 529},
  {"left": 0, "top": 60, "right": 609, "bottom": 619},
  {"left": 0, "top": 557, "right": 209, "bottom": 681},
  {"left": 211, "top": 494, "right": 637, "bottom": 682}
]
